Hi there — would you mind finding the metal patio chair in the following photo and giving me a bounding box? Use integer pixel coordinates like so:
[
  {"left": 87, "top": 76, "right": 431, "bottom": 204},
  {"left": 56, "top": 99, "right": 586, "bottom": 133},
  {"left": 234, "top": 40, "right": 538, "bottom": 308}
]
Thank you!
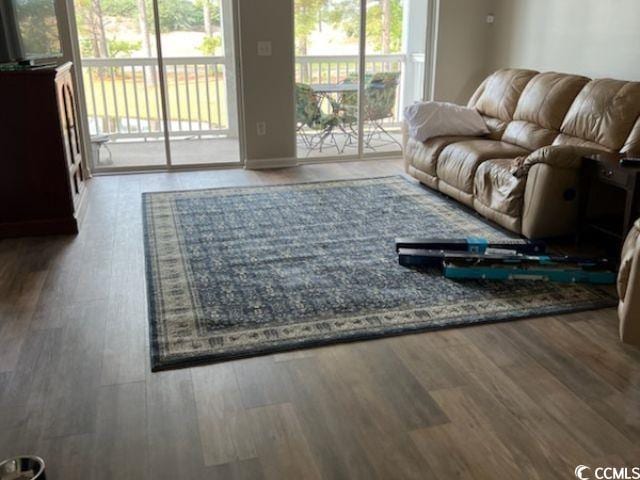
[
  {"left": 336, "top": 71, "right": 402, "bottom": 152},
  {"left": 295, "top": 83, "right": 341, "bottom": 156}
]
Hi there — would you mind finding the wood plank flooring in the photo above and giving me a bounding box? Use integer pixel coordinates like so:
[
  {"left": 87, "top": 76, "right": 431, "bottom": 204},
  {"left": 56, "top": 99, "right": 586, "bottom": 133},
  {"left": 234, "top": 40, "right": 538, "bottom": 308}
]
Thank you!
[{"left": 0, "top": 159, "right": 638, "bottom": 479}]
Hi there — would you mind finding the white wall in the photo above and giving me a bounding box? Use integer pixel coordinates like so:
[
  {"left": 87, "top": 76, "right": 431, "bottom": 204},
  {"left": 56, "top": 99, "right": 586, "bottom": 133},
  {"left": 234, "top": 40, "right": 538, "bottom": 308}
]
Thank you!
[
  {"left": 488, "top": 0, "right": 640, "bottom": 81},
  {"left": 237, "top": 0, "right": 296, "bottom": 164},
  {"left": 432, "top": 0, "right": 495, "bottom": 104}
]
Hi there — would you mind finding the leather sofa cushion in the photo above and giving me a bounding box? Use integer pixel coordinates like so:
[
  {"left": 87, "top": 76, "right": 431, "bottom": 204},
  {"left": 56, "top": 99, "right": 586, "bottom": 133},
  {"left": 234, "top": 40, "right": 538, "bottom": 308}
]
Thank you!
[
  {"left": 622, "top": 117, "right": 640, "bottom": 156},
  {"left": 502, "top": 72, "right": 590, "bottom": 150},
  {"left": 502, "top": 121, "right": 558, "bottom": 151},
  {"left": 560, "top": 79, "right": 640, "bottom": 151},
  {"left": 470, "top": 69, "right": 538, "bottom": 123},
  {"left": 404, "top": 135, "right": 469, "bottom": 177},
  {"left": 473, "top": 199, "right": 522, "bottom": 233},
  {"left": 436, "top": 140, "right": 529, "bottom": 194},
  {"left": 407, "top": 164, "right": 438, "bottom": 189},
  {"left": 552, "top": 134, "right": 613, "bottom": 152},
  {"left": 513, "top": 72, "right": 590, "bottom": 130},
  {"left": 474, "top": 158, "right": 526, "bottom": 217},
  {"left": 481, "top": 115, "right": 509, "bottom": 140}
]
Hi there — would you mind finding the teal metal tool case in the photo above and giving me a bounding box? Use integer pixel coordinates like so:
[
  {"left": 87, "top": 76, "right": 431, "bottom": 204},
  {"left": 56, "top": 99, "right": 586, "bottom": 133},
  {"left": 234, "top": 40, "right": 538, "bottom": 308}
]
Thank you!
[{"left": 395, "top": 237, "right": 616, "bottom": 285}]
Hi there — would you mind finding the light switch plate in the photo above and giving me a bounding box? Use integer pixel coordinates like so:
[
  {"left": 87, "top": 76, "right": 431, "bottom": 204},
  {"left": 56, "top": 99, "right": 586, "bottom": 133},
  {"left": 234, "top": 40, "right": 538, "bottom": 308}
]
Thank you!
[{"left": 257, "top": 41, "right": 272, "bottom": 56}]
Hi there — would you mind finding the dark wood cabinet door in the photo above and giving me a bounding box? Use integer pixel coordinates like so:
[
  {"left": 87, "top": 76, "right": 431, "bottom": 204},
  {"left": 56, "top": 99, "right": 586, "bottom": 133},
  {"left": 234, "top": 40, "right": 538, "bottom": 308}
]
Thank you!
[{"left": 56, "top": 67, "right": 86, "bottom": 209}]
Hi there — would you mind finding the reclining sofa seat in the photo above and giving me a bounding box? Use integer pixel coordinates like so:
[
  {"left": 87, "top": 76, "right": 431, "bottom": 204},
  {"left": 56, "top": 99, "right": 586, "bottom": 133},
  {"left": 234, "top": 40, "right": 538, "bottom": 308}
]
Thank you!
[
  {"left": 403, "top": 69, "right": 640, "bottom": 239},
  {"left": 520, "top": 78, "right": 640, "bottom": 237},
  {"left": 473, "top": 72, "right": 590, "bottom": 233},
  {"left": 403, "top": 68, "right": 536, "bottom": 189},
  {"left": 438, "top": 70, "right": 589, "bottom": 215}
]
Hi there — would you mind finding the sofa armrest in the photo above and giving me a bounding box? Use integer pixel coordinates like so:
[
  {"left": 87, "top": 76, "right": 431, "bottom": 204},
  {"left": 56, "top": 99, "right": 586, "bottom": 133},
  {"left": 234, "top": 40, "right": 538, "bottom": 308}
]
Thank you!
[
  {"left": 521, "top": 162, "right": 581, "bottom": 238},
  {"left": 522, "top": 145, "right": 609, "bottom": 171},
  {"left": 618, "top": 219, "right": 640, "bottom": 345},
  {"left": 520, "top": 146, "right": 618, "bottom": 238}
]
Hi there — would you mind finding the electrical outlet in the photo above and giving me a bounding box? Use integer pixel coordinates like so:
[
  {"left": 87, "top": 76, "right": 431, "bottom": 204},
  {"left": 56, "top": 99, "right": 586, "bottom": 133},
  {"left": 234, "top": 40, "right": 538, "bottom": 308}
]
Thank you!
[
  {"left": 257, "top": 41, "right": 272, "bottom": 56},
  {"left": 486, "top": 14, "right": 495, "bottom": 24},
  {"left": 256, "top": 121, "right": 267, "bottom": 136}
]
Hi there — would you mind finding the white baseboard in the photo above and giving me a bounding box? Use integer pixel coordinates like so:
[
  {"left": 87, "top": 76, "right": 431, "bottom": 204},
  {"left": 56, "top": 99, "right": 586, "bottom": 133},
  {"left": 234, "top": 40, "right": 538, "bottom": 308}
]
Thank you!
[{"left": 244, "top": 157, "right": 299, "bottom": 169}]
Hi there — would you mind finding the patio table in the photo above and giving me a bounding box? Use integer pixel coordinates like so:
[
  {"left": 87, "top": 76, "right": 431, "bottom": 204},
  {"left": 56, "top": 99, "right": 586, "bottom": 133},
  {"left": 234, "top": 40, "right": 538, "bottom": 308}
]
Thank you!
[
  {"left": 304, "top": 82, "right": 385, "bottom": 155},
  {"left": 310, "top": 83, "right": 358, "bottom": 114},
  {"left": 310, "top": 83, "right": 358, "bottom": 93},
  {"left": 310, "top": 82, "right": 384, "bottom": 111}
]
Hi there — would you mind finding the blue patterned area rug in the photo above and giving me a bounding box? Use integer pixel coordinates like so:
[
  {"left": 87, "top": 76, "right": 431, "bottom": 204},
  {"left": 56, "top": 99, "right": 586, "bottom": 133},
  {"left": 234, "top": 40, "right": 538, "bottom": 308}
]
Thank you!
[{"left": 143, "top": 176, "right": 616, "bottom": 370}]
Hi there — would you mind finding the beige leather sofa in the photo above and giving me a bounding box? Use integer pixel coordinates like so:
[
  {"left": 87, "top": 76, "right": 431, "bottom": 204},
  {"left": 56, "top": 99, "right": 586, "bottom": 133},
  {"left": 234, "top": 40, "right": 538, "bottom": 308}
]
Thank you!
[
  {"left": 618, "top": 219, "right": 640, "bottom": 345},
  {"left": 404, "top": 69, "right": 640, "bottom": 239}
]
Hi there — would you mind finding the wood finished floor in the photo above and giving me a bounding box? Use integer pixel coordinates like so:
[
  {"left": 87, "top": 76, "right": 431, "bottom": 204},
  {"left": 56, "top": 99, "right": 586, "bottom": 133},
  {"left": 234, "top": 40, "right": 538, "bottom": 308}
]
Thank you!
[{"left": 0, "top": 158, "right": 639, "bottom": 479}]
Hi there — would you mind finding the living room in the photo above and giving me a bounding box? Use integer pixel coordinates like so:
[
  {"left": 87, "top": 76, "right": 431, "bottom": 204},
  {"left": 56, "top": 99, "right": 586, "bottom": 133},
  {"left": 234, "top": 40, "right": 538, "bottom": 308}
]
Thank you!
[{"left": 0, "top": 0, "right": 639, "bottom": 478}]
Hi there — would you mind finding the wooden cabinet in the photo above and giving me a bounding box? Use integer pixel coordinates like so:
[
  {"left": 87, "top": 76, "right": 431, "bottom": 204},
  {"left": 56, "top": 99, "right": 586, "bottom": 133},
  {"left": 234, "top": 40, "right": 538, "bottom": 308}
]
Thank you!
[{"left": 0, "top": 62, "right": 87, "bottom": 237}]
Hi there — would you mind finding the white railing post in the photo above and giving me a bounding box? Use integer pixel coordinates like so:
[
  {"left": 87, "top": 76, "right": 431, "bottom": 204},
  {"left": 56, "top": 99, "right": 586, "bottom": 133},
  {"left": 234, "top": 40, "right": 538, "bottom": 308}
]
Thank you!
[{"left": 82, "top": 56, "right": 230, "bottom": 140}]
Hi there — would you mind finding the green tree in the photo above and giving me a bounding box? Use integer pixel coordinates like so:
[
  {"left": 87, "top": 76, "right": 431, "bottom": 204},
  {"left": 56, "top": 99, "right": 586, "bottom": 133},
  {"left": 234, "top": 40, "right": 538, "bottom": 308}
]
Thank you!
[
  {"left": 324, "top": 0, "right": 358, "bottom": 39},
  {"left": 101, "top": 0, "right": 137, "bottom": 17},
  {"left": 323, "top": 0, "right": 402, "bottom": 53},
  {"left": 137, "top": 0, "right": 152, "bottom": 57},
  {"left": 366, "top": 0, "right": 402, "bottom": 53},
  {"left": 195, "top": 0, "right": 221, "bottom": 37},
  {"left": 157, "top": 0, "right": 203, "bottom": 31},
  {"left": 295, "top": 0, "right": 324, "bottom": 55},
  {"left": 75, "top": 0, "right": 109, "bottom": 57},
  {"left": 198, "top": 35, "right": 221, "bottom": 55},
  {"left": 108, "top": 38, "right": 142, "bottom": 57}
]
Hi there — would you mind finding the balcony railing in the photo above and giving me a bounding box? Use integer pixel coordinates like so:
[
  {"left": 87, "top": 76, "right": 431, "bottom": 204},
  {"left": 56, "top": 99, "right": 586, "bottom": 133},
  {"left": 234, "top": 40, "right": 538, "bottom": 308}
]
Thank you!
[
  {"left": 81, "top": 53, "right": 419, "bottom": 140},
  {"left": 82, "top": 56, "right": 228, "bottom": 139}
]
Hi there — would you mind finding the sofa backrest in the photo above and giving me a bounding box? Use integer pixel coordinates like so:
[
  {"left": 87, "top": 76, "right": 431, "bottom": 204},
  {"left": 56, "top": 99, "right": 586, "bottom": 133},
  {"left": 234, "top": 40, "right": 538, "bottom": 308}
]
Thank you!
[
  {"left": 554, "top": 79, "right": 640, "bottom": 152},
  {"left": 468, "top": 68, "right": 538, "bottom": 140},
  {"left": 501, "top": 72, "right": 590, "bottom": 151}
]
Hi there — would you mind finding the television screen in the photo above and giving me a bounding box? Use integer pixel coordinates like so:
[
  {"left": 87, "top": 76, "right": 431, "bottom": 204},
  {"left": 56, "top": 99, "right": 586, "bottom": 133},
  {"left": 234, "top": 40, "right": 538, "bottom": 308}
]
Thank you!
[{"left": 0, "top": 0, "right": 62, "bottom": 63}]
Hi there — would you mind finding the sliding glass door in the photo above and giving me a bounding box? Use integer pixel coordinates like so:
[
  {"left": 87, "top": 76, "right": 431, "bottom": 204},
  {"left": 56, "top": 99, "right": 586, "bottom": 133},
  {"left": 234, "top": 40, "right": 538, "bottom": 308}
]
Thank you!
[
  {"left": 72, "top": 0, "right": 240, "bottom": 170},
  {"left": 294, "top": 0, "right": 430, "bottom": 160},
  {"left": 156, "top": 0, "right": 239, "bottom": 165},
  {"left": 75, "top": 0, "right": 167, "bottom": 168}
]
